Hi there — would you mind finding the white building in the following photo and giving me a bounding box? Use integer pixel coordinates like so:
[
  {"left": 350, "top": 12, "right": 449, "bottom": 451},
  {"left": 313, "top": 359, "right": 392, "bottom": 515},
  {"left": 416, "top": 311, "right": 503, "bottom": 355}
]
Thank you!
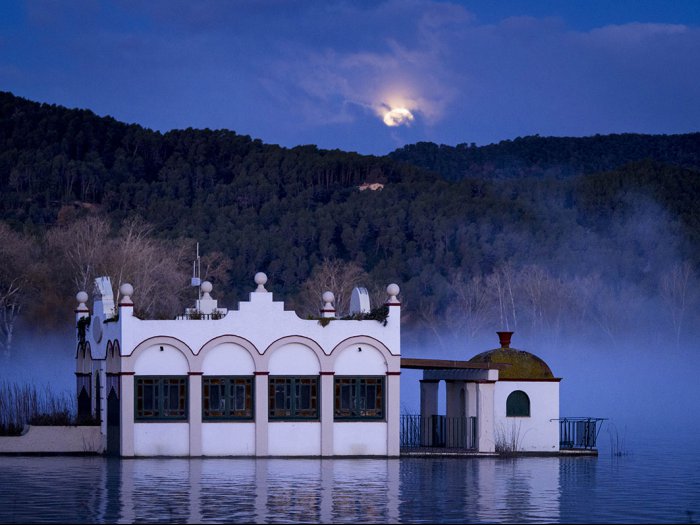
[
  {"left": 75, "top": 273, "right": 402, "bottom": 457},
  {"left": 404, "top": 331, "right": 561, "bottom": 453},
  {"left": 74, "top": 271, "right": 582, "bottom": 457}
]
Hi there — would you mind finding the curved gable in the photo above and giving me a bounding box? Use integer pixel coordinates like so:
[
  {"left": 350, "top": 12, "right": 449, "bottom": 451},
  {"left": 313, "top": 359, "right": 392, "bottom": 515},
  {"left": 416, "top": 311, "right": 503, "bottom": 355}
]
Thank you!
[
  {"left": 126, "top": 336, "right": 194, "bottom": 375},
  {"left": 265, "top": 336, "right": 324, "bottom": 374},
  {"left": 200, "top": 335, "right": 260, "bottom": 375},
  {"left": 331, "top": 336, "right": 396, "bottom": 374}
]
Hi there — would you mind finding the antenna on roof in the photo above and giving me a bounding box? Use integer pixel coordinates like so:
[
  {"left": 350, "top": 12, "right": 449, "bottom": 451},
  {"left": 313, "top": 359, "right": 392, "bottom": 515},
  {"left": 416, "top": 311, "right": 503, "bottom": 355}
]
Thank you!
[{"left": 191, "top": 242, "right": 201, "bottom": 301}]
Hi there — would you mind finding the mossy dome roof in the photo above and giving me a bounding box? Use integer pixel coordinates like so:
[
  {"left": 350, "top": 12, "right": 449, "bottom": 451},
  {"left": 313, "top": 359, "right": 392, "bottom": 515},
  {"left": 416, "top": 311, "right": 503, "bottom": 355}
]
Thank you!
[{"left": 469, "top": 333, "right": 555, "bottom": 379}]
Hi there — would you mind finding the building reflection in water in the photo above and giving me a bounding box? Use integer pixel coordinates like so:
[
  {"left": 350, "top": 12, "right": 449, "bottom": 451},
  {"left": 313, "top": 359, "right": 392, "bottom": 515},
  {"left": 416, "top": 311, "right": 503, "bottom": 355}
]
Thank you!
[
  {"left": 0, "top": 456, "right": 559, "bottom": 523},
  {"left": 116, "top": 458, "right": 401, "bottom": 523},
  {"left": 113, "top": 456, "right": 558, "bottom": 523},
  {"left": 0, "top": 456, "right": 559, "bottom": 522}
]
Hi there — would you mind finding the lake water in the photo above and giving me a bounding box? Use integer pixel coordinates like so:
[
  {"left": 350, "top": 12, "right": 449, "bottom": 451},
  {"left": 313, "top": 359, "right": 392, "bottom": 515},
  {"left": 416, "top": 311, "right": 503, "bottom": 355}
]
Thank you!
[{"left": 0, "top": 438, "right": 698, "bottom": 524}]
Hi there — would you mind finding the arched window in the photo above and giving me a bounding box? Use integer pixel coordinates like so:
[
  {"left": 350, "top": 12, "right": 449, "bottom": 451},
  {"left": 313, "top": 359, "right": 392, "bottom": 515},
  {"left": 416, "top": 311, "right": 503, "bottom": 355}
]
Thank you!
[{"left": 506, "top": 390, "right": 530, "bottom": 417}]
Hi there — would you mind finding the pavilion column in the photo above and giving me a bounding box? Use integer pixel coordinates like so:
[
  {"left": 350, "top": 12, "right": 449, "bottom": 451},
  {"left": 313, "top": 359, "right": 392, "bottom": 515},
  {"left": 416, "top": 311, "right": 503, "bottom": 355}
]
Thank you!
[
  {"left": 386, "top": 371, "right": 401, "bottom": 456},
  {"left": 476, "top": 381, "right": 496, "bottom": 453},
  {"left": 320, "top": 372, "right": 334, "bottom": 456},
  {"left": 188, "top": 372, "right": 203, "bottom": 456},
  {"left": 420, "top": 379, "right": 439, "bottom": 447},
  {"left": 254, "top": 372, "right": 269, "bottom": 456},
  {"left": 120, "top": 372, "right": 135, "bottom": 457}
]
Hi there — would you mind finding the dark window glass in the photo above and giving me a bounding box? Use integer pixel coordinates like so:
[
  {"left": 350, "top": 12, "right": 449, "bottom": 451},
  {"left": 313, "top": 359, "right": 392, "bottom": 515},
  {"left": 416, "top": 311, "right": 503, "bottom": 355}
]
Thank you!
[
  {"left": 506, "top": 390, "right": 531, "bottom": 417},
  {"left": 334, "top": 377, "right": 384, "bottom": 420},
  {"left": 135, "top": 377, "right": 187, "bottom": 420},
  {"left": 269, "top": 376, "right": 319, "bottom": 420},
  {"left": 203, "top": 377, "right": 254, "bottom": 420}
]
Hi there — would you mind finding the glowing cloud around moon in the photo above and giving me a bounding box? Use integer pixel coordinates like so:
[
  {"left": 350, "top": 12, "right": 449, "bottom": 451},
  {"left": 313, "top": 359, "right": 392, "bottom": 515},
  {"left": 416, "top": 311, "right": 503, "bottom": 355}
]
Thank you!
[{"left": 382, "top": 107, "right": 414, "bottom": 127}]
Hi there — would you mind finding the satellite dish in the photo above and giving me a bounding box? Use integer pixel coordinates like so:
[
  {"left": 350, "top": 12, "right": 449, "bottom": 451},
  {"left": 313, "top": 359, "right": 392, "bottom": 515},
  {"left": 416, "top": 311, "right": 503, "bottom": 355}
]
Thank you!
[{"left": 349, "top": 287, "right": 371, "bottom": 315}]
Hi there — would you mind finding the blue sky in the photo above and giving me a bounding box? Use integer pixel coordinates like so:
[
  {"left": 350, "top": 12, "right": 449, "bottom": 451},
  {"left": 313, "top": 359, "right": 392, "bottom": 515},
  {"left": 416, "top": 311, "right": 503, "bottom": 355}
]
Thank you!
[{"left": 1, "top": 0, "right": 699, "bottom": 155}]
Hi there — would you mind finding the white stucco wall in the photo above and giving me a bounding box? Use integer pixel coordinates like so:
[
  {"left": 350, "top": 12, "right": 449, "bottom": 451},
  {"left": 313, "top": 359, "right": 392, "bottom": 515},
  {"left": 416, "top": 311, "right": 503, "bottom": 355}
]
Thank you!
[
  {"left": 134, "top": 423, "right": 189, "bottom": 456},
  {"left": 268, "top": 343, "right": 321, "bottom": 374},
  {"left": 201, "top": 343, "right": 256, "bottom": 375},
  {"left": 268, "top": 422, "right": 321, "bottom": 456},
  {"left": 202, "top": 423, "right": 256, "bottom": 456},
  {"left": 494, "top": 381, "right": 560, "bottom": 452},
  {"left": 0, "top": 426, "right": 103, "bottom": 454},
  {"left": 333, "top": 422, "right": 387, "bottom": 455},
  {"left": 333, "top": 344, "right": 387, "bottom": 375},
  {"left": 133, "top": 344, "right": 190, "bottom": 375}
]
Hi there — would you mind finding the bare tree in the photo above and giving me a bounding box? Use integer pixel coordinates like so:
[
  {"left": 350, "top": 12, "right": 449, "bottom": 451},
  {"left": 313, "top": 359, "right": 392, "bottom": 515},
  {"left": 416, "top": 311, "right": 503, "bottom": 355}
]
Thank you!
[
  {"left": 44, "top": 216, "right": 194, "bottom": 321},
  {"left": 45, "top": 215, "right": 111, "bottom": 293},
  {"left": 449, "top": 271, "right": 492, "bottom": 343},
  {"left": 660, "top": 260, "right": 696, "bottom": 349},
  {"left": 295, "top": 258, "right": 369, "bottom": 317},
  {"left": 486, "top": 262, "right": 519, "bottom": 331},
  {"left": 0, "top": 224, "right": 37, "bottom": 358},
  {"left": 107, "top": 217, "right": 191, "bottom": 319}
]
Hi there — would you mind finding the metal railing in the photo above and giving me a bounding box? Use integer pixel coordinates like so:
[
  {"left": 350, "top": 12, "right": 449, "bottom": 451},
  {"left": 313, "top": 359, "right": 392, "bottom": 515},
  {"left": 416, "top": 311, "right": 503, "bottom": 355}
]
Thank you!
[
  {"left": 401, "top": 415, "right": 477, "bottom": 449},
  {"left": 175, "top": 312, "right": 224, "bottom": 320},
  {"left": 555, "top": 417, "right": 606, "bottom": 450}
]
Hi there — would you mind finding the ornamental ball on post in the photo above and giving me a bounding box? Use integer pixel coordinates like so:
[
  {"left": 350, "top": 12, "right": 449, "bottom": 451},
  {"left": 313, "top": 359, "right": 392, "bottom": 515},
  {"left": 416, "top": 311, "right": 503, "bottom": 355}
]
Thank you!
[
  {"left": 254, "top": 272, "right": 268, "bottom": 292},
  {"left": 386, "top": 283, "right": 400, "bottom": 303},
  {"left": 120, "top": 283, "right": 134, "bottom": 305},
  {"left": 322, "top": 291, "right": 335, "bottom": 308},
  {"left": 76, "top": 291, "right": 88, "bottom": 310},
  {"left": 201, "top": 280, "right": 213, "bottom": 299}
]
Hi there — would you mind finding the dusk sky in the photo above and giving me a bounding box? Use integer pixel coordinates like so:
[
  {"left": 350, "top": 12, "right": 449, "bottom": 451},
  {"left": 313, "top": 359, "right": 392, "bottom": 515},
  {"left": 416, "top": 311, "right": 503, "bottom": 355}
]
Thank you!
[{"left": 2, "top": 0, "right": 699, "bottom": 155}]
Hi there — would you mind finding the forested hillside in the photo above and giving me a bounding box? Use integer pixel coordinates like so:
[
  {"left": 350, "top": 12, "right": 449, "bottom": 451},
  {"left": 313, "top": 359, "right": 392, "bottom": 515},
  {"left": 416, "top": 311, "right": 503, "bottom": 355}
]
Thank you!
[
  {"left": 390, "top": 134, "right": 700, "bottom": 180},
  {"left": 1, "top": 91, "right": 699, "bottom": 358}
]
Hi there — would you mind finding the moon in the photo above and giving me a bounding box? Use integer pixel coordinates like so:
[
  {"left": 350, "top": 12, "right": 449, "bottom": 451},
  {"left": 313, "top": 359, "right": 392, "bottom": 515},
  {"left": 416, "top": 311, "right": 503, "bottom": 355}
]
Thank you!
[{"left": 383, "top": 107, "right": 414, "bottom": 127}]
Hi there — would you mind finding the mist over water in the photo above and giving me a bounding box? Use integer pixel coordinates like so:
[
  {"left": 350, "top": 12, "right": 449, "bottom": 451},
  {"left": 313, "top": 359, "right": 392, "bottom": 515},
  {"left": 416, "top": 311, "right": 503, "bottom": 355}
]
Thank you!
[
  {"left": 1, "top": 323, "right": 76, "bottom": 396},
  {"left": 4, "top": 318, "right": 700, "bottom": 453},
  {"left": 400, "top": 327, "right": 700, "bottom": 452}
]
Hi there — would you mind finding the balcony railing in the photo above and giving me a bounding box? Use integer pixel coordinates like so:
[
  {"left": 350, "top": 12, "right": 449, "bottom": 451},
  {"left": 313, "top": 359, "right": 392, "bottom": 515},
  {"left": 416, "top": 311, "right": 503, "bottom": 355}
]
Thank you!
[
  {"left": 401, "top": 415, "right": 477, "bottom": 449},
  {"left": 555, "top": 417, "right": 606, "bottom": 450},
  {"left": 175, "top": 312, "right": 224, "bottom": 320}
]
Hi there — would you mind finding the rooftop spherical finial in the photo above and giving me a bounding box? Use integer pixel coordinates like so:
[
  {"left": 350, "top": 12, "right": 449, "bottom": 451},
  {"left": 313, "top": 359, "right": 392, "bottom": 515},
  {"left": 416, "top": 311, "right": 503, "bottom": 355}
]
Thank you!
[
  {"left": 201, "top": 280, "right": 213, "bottom": 293},
  {"left": 386, "top": 283, "right": 400, "bottom": 302},
  {"left": 76, "top": 291, "right": 88, "bottom": 304},
  {"left": 119, "top": 283, "right": 134, "bottom": 306},
  {"left": 322, "top": 291, "right": 335, "bottom": 304},
  {"left": 120, "top": 283, "right": 134, "bottom": 297},
  {"left": 254, "top": 272, "right": 268, "bottom": 292}
]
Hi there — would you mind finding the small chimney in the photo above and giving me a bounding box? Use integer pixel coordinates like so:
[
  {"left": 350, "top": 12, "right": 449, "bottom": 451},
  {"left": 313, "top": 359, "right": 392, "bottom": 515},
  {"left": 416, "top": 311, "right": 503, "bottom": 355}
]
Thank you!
[{"left": 497, "top": 331, "right": 513, "bottom": 348}]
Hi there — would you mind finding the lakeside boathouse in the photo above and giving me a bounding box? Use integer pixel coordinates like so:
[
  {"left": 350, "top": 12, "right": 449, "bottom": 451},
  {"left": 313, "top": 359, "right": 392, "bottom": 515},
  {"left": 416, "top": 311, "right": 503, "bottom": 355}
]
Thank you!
[{"left": 70, "top": 273, "right": 603, "bottom": 457}]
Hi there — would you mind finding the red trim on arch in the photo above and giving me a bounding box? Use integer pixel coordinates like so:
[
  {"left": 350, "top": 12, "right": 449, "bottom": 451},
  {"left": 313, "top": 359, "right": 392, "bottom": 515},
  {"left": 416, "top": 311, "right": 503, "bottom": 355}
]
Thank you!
[
  {"left": 125, "top": 335, "right": 195, "bottom": 357},
  {"left": 254, "top": 371, "right": 270, "bottom": 375},
  {"left": 320, "top": 371, "right": 335, "bottom": 375},
  {"left": 386, "top": 371, "right": 401, "bottom": 376},
  {"left": 188, "top": 371, "right": 203, "bottom": 376}
]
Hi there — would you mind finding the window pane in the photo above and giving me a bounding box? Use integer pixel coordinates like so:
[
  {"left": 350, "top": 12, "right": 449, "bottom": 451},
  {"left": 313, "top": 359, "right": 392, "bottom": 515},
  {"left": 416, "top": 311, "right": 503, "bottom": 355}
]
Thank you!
[
  {"left": 204, "top": 377, "right": 253, "bottom": 420},
  {"left": 270, "top": 377, "right": 318, "bottom": 419},
  {"left": 136, "top": 377, "right": 186, "bottom": 420},
  {"left": 270, "top": 378, "right": 293, "bottom": 418},
  {"left": 136, "top": 378, "right": 159, "bottom": 418},
  {"left": 334, "top": 377, "right": 384, "bottom": 420},
  {"left": 506, "top": 390, "right": 530, "bottom": 417},
  {"left": 203, "top": 379, "right": 226, "bottom": 418}
]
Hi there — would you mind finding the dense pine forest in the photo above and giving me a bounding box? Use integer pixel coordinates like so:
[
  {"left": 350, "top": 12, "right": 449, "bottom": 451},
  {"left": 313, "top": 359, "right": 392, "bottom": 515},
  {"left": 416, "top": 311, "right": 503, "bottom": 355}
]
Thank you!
[{"left": 1, "top": 90, "right": 699, "bottom": 358}]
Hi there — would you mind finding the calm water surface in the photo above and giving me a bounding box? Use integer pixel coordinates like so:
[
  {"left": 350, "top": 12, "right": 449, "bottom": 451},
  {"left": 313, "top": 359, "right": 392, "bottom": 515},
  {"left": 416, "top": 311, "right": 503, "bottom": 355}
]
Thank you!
[{"left": 0, "top": 444, "right": 697, "bottom": 524}]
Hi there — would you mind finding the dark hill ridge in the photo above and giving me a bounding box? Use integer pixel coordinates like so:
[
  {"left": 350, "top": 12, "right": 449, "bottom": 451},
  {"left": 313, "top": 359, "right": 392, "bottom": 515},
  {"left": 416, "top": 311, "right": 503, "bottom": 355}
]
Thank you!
[
  {"left": 1, "top": 90, "right": 700, "bottom": 346},
  {"left": 390, "top": 134, "right": 700, "bottom": 181}
]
